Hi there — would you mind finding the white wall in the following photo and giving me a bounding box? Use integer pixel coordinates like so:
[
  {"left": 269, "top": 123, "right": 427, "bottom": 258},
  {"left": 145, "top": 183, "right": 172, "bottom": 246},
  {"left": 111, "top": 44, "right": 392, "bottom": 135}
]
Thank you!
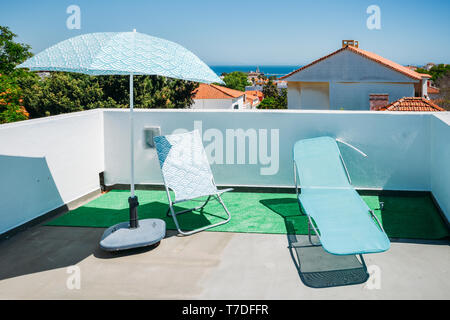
[
  {"left": 103, "top": 109, "right": 433, "bottom": 193},
  {"left": 288, "top": 81, "right": 414, "bottom": 110},
  {"left": 192, "top": 96, "right": 244, "bottom": 110},
  {"left": 0, "top": 110, "right": 104, "bottom": 234},
  {"left": 430, "top": 113, "right": 450, "bottom": 220},
  {"left": 330, "top": 82, "right": 414, "bottom": 110},
  {"left": 422, "top": 78, "right": 428, "bottom": 97},
  {"left": 284, "top": 49, "right": 418, "bottom": 83},
  {"left": 288, "top": 82, "right": 329, "bottom": 110}
]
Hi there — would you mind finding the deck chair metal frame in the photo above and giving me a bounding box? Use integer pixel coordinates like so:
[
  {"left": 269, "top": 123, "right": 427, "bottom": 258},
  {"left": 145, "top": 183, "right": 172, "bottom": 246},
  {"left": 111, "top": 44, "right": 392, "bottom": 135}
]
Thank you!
[
  {"left": 293, "top": 137, "right": 388, "bottom": 260},
  {"left": 154, "top": 130, "right": 232, "bottom": 236}
]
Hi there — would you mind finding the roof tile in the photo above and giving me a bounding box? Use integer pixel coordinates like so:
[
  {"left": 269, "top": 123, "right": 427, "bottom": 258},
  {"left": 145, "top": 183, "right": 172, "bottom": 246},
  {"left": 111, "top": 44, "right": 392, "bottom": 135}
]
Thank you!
[
  {"left": 380, "top": 97, "right": 445, "bottom": 112},
  {"left": 193, "top": 83, "right": 244, "bottom": 99},
  {"left": 280, "top": 45, "right": 430, "bottom": 81}
]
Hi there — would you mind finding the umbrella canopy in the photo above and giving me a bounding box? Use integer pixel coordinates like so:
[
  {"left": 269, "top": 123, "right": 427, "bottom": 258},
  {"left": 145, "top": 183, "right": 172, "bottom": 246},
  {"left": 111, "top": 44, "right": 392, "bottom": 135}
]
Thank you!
[{"left": 18, "top": 31, "right": 223, "bottom": 84}]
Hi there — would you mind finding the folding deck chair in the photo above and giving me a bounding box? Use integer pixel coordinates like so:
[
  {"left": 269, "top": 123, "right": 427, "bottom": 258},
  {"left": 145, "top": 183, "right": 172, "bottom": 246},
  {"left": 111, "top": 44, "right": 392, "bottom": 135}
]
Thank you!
[
  {"left": 154, "top": 130, "right": 232, "bottom": 235},
  {"left": 293, "top": 136, "right": 390, "bottom": 260}
]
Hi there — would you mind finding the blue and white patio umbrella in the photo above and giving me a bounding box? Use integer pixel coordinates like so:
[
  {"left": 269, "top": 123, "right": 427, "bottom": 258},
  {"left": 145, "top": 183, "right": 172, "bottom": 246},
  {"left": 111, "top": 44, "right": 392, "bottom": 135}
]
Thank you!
[{"left": 18, "top": 31, "right": 223, "bottom": 251}]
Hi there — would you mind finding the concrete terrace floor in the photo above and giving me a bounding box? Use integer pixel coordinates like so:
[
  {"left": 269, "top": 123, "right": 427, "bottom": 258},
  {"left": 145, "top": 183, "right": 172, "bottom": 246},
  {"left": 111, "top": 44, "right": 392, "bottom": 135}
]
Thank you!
[{"left": 0, "top": 223, "right": 449, "bottom": 299}]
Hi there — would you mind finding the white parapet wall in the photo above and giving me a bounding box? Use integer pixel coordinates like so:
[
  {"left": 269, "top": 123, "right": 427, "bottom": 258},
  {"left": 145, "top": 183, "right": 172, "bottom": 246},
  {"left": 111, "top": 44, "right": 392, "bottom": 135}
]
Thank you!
[
  {"left": 0, "top": 110, "right": 104, "bottom": 235},
  {"left": 103, "top": 109, "right": 433, "bottom": 190},
  {"left": 430, "top": 113, "right": 450, "bottom": 221},
  {"left": 1, "top": 108, "right": 448, "bottom": 235}
]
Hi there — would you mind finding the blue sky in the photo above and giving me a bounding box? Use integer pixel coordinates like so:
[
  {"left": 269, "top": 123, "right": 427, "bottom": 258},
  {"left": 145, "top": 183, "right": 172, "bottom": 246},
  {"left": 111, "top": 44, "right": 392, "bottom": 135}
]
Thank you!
[{"left": 1, "top": 0, "right": 449, "bottom": 66}]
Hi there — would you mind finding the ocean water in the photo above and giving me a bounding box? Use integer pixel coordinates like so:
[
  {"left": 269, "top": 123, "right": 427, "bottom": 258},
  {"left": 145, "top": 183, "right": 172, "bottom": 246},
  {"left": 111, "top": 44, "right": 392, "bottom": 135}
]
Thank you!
[{"left": 210, "top": 65, "right": 300, "bottom": 77}]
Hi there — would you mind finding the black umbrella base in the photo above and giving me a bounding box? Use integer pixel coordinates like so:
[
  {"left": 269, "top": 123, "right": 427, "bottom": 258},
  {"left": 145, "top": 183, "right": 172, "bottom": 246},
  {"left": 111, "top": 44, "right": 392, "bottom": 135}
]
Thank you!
[{"left": 99, "top": 219, "right": 166, "bottom": 251}]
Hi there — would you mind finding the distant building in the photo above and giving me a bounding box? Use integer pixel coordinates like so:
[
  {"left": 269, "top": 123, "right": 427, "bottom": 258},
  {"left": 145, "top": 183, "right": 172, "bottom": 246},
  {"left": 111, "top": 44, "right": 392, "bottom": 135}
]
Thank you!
[
  {"left": 248, "top": 66, "right": 264, "bottom": 82},
  {"left": 379, "top": 97, "right": 444, "bottom": 112},
  {"left": 427, "top": 81, "right": 441, "bottom": 100},
  {"left": 425, "top": 63, "right": 435, "bottom": 71},
  {"left": 245, "top": 85, "right": 264, "bottom": 91},
  {"left": 245, "top": 92, "right": 261, "bottom": 108},
  {"left": 405, "top": 65, "right": 418, "bottom": 71},
  {"left": 36, "top": 71, "right": 51, "bottom": 80},
  {"left": 245, "top": 90, "right": 264, "bottom": 102},
  {"left": 274, "top": 80, "right": 287, "bottom": 90},
  {"left": 280, "top": 40, "right": 431, "bottom": 110},
  {"left": 191, "top": 83, "right": 247, "bottom": 110}
]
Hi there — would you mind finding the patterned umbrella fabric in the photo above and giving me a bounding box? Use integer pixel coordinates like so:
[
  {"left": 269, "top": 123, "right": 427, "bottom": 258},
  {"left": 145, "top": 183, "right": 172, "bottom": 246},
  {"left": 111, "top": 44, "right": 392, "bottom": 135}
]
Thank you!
[{"left": 18, "top": 31, "right": 223, "bottom": 84}]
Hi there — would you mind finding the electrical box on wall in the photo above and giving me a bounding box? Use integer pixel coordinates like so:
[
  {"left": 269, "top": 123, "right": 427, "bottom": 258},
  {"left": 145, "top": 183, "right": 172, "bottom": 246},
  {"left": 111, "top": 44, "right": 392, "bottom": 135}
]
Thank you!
[{"left": 143, "top": 126, "right": 161, "bottom": 149}]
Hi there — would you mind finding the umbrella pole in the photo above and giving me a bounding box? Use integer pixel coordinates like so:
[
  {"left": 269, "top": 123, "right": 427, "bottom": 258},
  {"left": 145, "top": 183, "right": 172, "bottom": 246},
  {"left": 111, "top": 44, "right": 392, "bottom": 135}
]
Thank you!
[{"left": 129, "top": 74, "right": 139, "bottom": 228}]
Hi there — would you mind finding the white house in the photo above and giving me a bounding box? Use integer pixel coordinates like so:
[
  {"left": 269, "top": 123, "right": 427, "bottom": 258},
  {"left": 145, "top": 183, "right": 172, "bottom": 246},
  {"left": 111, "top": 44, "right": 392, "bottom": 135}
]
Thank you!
[
  {"left": 191, "top": 83, "right": 247, "bottom": 110},
  {"left": 280, "top": 41, "right": 431, "bottom": 110}
]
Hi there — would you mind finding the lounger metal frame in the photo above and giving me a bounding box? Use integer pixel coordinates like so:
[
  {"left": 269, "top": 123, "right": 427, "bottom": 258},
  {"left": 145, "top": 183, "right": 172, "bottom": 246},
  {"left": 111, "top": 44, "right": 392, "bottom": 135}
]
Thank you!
[{"left": 163, "top": 179, "right": 233, "bottom": 236}]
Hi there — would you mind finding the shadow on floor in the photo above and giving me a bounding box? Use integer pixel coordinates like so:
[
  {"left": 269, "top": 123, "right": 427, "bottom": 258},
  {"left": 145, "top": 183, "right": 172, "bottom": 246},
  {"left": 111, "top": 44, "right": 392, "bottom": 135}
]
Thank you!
[
  {"left": 47, "top": 200, "right": 228, "bottom": 233},
  {"left": 0, "top": 224, "right": 167, "bottom": 281},
  {"left": 378, "top": 194, "right": 450, "bottom": 241},
  {"left": 0, "top": 198, "right": 226, "bottom": 281},
  {"left": 260, "top": 198, "right": 369, "bottom": 288}
]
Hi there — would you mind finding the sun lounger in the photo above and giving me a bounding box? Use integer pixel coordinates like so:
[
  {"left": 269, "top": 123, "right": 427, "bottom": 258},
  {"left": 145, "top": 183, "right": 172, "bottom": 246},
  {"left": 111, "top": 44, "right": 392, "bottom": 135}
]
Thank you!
[{"left": 293, "top": 136, "right": 390, "bottom": 255}]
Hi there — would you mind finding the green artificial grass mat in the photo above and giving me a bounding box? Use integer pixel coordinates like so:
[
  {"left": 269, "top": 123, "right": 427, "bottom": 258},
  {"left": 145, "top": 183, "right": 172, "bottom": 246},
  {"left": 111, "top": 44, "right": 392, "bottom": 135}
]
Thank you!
[{"left": 46, "top": 189, "right": 449, "bottom": 240}]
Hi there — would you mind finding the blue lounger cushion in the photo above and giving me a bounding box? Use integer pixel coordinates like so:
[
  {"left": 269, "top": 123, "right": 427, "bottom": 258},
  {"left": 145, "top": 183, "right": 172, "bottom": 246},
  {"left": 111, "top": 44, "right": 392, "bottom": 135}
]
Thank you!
[
  {"left": 294, "top": 136, "right": 390, "bottom": 255},
  {"left": 298, "top": 188, "right": 390, "bottom": 255}
]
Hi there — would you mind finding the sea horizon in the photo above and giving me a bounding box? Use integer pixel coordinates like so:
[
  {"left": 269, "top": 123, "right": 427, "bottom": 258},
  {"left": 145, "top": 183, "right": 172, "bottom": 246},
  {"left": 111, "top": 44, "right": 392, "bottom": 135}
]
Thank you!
[{"left": 210, "top": 65, "right": 300, "bottom": 77}]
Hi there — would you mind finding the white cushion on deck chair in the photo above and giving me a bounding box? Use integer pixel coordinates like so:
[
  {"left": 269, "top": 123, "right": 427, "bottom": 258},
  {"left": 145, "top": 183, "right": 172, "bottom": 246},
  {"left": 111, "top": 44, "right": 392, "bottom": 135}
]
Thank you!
[{"left": 154, "top": 130, "right": 218, "bottom": 202}]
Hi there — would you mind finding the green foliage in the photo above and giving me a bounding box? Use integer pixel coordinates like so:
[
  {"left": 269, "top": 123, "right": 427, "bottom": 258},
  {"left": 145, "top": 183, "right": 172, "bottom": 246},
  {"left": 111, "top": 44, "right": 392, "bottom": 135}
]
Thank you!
[
  {"left": 0, "top": 25, "right": 34, "bottom": 123},
  {"left": 223, "top": 71, "right": 250, "bottom": 91},
  {"left": 19, "top": 73, "right": 199, "bottom": 118},
  {"left": 0, "top": 73, "right": 29, "bottom": 123},
  {"left": 258, "top": 97, "right": 278, "bottom": 109},
  {"left": 258, "top": 80, "right": 287, "bottom": 109},
  {"left": 433, "top": 69, "right": 450, "bottom": 110},
  {"left": 0, "top": 26, "right": 33, "bottom": 75},
  {"left": 19, "top": 72, "right": 108, "bottom": 118},
  {"left": 416, "top": 64, "right": 450, "bottom": 82},
  {"left": 262, "top": 79, "right": 278, "bottom": 98}
]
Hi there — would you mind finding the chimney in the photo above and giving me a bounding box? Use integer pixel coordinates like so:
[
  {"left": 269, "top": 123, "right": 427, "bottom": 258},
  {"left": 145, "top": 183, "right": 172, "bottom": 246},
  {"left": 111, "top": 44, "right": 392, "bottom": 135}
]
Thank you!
[
  {"left": 342, "top": 40, "right": 359, "bottom": 48},
  {"left": 369, "top": 94, "right": 389, "bottom": 110}
]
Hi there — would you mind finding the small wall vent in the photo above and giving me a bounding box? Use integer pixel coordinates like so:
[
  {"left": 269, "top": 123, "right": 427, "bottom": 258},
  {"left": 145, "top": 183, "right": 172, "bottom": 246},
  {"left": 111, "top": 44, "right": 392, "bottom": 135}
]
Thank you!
[{"left": 143, "top": 126, "right": 161, "bottom": 149}]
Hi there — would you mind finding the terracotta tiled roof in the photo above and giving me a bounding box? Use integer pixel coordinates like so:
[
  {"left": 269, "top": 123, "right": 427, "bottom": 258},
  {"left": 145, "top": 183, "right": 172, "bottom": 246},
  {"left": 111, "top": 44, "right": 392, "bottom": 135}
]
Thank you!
[
  {"left": 245, "top": 90, "right": 264, "bottom": 101},
  {"left": 379, "top": 97, "right": 445, "bottom": 112},
  {"left": 280, "top": 45, "right": 431, "bottom": 81},
  {"left": 193, "top": 83, "right": 245, "bottom": 99},
  {"left": 245, "top": 93, "right": 260, "bottom": 106},
  {"left": 427, "top": 86, "right": 440, "bottom": 94}
]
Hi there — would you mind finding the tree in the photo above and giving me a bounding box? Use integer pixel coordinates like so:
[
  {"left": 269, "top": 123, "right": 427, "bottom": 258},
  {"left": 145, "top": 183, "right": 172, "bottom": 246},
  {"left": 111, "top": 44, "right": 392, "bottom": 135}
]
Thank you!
[
  {"left": 95, "top": 75, "right": 198, "bottom": 109},
  {"left": 223, "top": 71, "right": 250, "bottom": 91},
  {"left": 19, "top": 73, "right": 199, "bottom": 118},
  {"left": 262, "top": 79, "right": 278, "bottom": 98},
  {"left": 0, "top": 25, "right": 34, "bottom": 122},
  {"left": 258, "top": 80, "right": 287, "bottom": 109},
  {"left": 19, "top": 72, "right": 108, "bottom": 118},
  {"left": 0, "top": 73, "right": 29, "bottom": 123},
  {"left": 0, "top": 26, "right": 33, "bottom": 75},
  {"left": 433, "top": 70, "right": 450, "bottom": 110},
  {"left": 416, "top": 64, "right": 450, "bottom": 82}
]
